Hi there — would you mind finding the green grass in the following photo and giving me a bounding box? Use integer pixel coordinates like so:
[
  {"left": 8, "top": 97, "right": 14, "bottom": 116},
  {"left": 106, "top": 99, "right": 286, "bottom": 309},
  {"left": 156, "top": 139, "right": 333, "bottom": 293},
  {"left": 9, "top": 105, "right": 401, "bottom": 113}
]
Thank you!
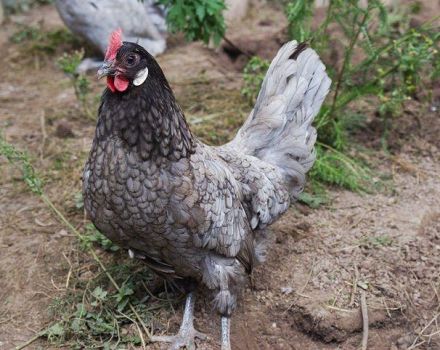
[
  {"left": 311, "top": 144, "right": 373, "bottom": 192},
  {"left": 3, "top": 0, "right": 53, "bottom": 14},
  {"left": 241, "top": 0, "right": 439, "bottom": 197},
  {"left": 0, "top": 137, "right": 180, "bottom": 349},
  {"left": 46, "top": 259, "right": 178, "bottom": 349},
  {"left": 10, "top": 24, "right": 79, "bottom": 55},
  {"left": 1, "top": 3, "right": 435, "bottom": 346},
  {"left": 360, "top": 234, "right": 394, "bottom": 248},
  {"left": 175, "top": 77, "right": 249, "bottom": 145},
  {"left": 241, "top": 56, "right": 270, "bottom": 104},
  {"left": 81, "top": 224, "right": 120, "bottom": 252},
  {"left": 57, "top": 50, "right": 94, "bottom": 120}
]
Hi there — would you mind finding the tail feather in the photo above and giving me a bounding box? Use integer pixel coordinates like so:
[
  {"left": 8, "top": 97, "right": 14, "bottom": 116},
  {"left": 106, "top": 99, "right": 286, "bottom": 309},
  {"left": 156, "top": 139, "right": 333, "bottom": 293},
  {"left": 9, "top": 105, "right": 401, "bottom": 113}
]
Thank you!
[{"left": 228, "top": 41, "right": 331, "bottom": 198}]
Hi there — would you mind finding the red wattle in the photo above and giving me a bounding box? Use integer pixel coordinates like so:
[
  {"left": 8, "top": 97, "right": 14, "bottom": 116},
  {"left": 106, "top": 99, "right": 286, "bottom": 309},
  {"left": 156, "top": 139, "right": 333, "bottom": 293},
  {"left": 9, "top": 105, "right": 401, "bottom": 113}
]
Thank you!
[
  {"left": 107, "top": 75, "right": 129, "bottom": 93},
  {"left": 107, "top": 76, "right": 116, "bottom": 92},
  {"left": 114, "top": 76, "right": 129, "bottom": 92}
]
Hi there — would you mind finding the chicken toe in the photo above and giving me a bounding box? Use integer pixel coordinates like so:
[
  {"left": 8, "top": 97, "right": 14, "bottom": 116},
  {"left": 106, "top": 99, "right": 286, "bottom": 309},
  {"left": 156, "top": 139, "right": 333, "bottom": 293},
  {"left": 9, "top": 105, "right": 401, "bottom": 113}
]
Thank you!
[{"left": 150, "top": 292, "right": 206, "bottom": 350}]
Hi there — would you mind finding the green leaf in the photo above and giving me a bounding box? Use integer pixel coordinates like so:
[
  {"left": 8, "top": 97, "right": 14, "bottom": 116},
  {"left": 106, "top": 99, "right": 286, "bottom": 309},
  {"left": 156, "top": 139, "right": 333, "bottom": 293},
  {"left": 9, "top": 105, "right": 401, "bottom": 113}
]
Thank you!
[
  {"left": 46, "top": 322, "right": 65, "bottom": 340},
  {"left": 196, "top": 5, "right": 205, "bottom": 21},
  {"left": 75, "top": 303, "right": 86, "bottom": 317},
  {"left": 92, "top": 286, "right": 108, "bottom": 301},
  {"left": 298, "top": 192, "right": 328, "bottom": 209},
  {"left": 0, "top": 137, "right": 44, "bottom": 195},
  {"left": 158, "top": 0, "right": 226, "bottom": 45},
  {"left": 241, "top": 56, "right": 270, "bottom": 104},
  {"left": 115, "top": 283, "right": 134, "bottom": 312}
]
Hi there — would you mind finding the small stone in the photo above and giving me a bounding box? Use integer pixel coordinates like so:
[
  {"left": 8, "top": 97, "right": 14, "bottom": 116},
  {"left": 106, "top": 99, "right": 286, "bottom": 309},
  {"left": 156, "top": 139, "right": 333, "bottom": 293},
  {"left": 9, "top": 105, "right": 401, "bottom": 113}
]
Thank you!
[
  {"left": 281, "top": 287, "right": 293, "bottom": 295},
  {"left": 357, "top": 281, "right": 369, "bottom": 290},
  {"left": 387, "top": 197, "right": 397, "bottom": 205},
  {"left": 79, "top": 270, "right": 93, "bottom": 280},
  {"left": 55, "top": 120, "right": 75, "bottom": 138},
  {"left": 55, "top": 229, "right": 69, "bottom": 237},
  {"left": 396, "top": 335, "right": 413, "bottom": 349}
]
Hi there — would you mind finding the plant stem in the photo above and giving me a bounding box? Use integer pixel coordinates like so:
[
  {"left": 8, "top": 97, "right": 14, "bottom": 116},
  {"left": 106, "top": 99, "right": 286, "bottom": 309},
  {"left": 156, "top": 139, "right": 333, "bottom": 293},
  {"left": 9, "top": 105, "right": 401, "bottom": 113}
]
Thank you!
[
  {"left": 332, "top": 63, "right": 400, "bottom": 112},
  {"left": 15, "top": 331, "right": 45, "bottom": 350},
  {"left": 1, "top": 139, "right": 153, "bottom": 345},
  {"left": 41, "top": 195, "right": 119, "bottom": 287},
  {"left": 311, "top": 0, "right": 334, "bottom": 45},
  {"left": 329, "top": 7, "right": 370, "bottom": 118},
  {"left": 354, "top": 16, "right": 439, "bottom": 75}
]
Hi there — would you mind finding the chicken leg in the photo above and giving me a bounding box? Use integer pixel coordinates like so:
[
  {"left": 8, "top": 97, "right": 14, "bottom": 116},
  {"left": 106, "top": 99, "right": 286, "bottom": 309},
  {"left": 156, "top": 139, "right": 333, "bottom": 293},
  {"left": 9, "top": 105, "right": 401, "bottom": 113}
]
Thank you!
[
  {"left": 221, "top": 316, "right": 232, "bottom": 350},
  {"left": 151, "top": 292, "right": 206, "bottom": 350}
]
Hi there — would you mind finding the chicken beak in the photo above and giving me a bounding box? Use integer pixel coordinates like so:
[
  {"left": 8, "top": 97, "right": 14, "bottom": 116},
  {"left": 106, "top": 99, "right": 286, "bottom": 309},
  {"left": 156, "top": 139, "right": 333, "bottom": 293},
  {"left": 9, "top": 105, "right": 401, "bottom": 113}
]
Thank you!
[{"left": 97, "top": 61, "right": 114, "bottom": 79}]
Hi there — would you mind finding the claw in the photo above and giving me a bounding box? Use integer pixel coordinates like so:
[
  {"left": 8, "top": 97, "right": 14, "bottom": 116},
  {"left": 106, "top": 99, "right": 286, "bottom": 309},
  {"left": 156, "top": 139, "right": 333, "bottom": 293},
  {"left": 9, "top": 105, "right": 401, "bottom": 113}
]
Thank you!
[
  {"left": 150, "top": 292, "right": 206, "bottom": 349},
  {"left": 151, "top": 328, "right": 206, "bottom": 350}
]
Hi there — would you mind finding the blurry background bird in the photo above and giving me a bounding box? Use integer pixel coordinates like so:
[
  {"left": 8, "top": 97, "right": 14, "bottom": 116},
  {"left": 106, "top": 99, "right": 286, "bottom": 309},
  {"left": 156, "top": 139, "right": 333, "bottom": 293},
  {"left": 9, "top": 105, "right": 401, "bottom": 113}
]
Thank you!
[
  {"left": 54, "top": 0, "right": 168, "bottom": 73},
  {"left": 83, "top": 29, "right": 330, "bottom": 349},
  {"left": 54, "top": 0, "right": 250, "bottom": 73}
]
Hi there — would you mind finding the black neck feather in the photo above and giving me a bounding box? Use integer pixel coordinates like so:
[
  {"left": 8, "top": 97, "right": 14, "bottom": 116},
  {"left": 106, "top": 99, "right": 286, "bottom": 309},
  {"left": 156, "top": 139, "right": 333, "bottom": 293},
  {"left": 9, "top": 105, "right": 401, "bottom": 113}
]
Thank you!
[{"left": 96, "top": 69, "right": 194, "bottom": 161}]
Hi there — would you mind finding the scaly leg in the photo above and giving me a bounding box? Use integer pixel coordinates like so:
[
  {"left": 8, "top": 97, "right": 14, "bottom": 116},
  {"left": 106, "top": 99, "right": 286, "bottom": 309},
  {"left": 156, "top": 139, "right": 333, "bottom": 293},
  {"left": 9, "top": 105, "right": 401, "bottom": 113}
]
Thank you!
[
  {"left": 151, "top": 292, "right": 206, "bottom": 350},
  {"left": 221, "top": 316, "right": 232, "bottom": 350}
]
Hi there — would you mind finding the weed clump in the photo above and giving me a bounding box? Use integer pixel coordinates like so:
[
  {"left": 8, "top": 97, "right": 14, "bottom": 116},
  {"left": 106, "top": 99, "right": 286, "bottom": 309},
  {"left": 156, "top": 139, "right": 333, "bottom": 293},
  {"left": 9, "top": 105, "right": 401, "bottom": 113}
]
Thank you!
[
  {"left": 57, "top": 50, "right": 94, "bottom": 120},
  {"left": 10, "top": 24, "right": 78, "bottom": 54},
  {"left": 242, "top": 56, "right": 270, "bottom": 104},
  {"left": 157, "top": 0, "right": 226, "bottom": 45},
  {"left": 46, "top": 264, "right": 174, "bottom": 349},
  {"left": 81, "top": 223, "right": 120, "bottom": 252},
  {"left": 242, "top": 0, "right": 439, "bottom": 194},
  {"left": 0, "top": 138, "right": 176, "bottom": 349}
]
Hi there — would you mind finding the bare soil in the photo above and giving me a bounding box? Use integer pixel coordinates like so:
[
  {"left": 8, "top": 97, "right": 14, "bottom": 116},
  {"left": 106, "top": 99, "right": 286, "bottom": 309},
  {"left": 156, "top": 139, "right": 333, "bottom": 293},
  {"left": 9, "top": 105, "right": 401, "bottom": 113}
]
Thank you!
[{"left": 1, "top": 2, "right": 439, "bottom": 350}]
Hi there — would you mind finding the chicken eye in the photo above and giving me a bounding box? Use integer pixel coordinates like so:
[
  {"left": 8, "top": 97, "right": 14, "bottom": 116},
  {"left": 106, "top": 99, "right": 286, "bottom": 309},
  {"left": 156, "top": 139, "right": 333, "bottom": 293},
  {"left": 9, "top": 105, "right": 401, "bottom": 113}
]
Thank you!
[{"left": 126, "top": 54, "right": 139, "bottom": 67}]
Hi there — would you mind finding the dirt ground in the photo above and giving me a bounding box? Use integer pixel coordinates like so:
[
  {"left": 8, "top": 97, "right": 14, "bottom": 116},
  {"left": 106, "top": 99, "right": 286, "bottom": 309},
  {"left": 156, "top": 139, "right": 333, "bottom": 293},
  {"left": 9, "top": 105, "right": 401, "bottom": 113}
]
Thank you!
[{"left": 1, "top": 1, "right": 439, "bottom": 350}]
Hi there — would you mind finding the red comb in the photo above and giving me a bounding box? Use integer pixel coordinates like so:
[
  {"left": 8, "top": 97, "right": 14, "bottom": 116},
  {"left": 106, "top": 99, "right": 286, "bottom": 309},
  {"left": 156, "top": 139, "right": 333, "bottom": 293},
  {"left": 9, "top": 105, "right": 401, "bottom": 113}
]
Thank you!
[{"left": 105, "top": 28, "right": 123, "bottom": 61}]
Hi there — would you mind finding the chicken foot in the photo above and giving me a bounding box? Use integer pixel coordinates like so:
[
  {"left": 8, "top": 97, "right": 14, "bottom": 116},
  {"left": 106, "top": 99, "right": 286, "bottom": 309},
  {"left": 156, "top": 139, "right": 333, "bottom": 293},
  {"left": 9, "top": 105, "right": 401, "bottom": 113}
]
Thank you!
[
  {"left": 150, "top": 292, "right": 206, "bottom": 350},
  {"left": 221, "top": 316, "right": 232, "bottom": 350}
]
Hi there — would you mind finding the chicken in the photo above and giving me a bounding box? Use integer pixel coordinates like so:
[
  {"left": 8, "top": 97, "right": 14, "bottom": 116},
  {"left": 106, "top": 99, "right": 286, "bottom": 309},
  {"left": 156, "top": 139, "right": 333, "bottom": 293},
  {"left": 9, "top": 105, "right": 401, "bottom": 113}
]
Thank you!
[
  {"left": 55, "top": 0, "right": 167, "bottom": 72},
  {"left": 83, "top": 29, "right": 331, "bottom": 350}
]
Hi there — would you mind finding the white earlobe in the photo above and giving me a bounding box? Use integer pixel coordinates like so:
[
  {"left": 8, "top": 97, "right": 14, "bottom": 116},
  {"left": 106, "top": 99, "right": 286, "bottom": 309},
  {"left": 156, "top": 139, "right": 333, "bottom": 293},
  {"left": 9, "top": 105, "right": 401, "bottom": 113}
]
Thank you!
[{"left": 133, "top": 67, "right": 149, "bottom": 86}]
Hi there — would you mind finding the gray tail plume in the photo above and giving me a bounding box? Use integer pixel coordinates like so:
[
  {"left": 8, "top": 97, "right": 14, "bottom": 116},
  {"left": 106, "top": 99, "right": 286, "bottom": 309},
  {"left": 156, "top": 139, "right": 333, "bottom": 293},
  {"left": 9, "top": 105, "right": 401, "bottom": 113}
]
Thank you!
[{"left": 228, "top": 41, "right": 331, "bottom": 199}]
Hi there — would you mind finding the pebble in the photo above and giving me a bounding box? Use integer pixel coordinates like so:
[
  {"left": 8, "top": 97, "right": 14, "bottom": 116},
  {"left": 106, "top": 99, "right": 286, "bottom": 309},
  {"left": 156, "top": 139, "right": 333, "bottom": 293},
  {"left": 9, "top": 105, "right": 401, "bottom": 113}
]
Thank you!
[
  {"left": 281, "top": 287, "right": 293, "bottom": 295},
  {"left": 55, "top": 120, "right": 75, "bottom": 138}
]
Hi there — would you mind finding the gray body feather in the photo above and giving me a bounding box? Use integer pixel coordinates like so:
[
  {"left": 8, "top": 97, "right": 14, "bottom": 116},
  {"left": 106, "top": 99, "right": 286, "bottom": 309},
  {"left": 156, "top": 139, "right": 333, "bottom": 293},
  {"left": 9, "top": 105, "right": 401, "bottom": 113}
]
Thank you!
[{"left": 83, "top": 41, "right": 330, "bottom": 316}]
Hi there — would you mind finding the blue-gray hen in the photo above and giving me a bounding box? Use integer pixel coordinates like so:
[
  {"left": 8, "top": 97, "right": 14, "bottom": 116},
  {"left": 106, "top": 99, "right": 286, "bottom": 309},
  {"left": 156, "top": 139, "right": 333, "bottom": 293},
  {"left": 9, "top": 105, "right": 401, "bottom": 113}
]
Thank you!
[
  {"left": 83, "top": 30, "right": 331, "bottom": 349},
  {"left": 55, "top": 0, "right": 167, "bottom": 72}
]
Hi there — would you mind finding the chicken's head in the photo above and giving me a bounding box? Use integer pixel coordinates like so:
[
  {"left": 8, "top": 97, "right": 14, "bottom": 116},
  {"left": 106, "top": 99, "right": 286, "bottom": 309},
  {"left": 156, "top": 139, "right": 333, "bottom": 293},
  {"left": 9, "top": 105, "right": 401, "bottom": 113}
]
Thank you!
[{"left": 98, "top": 29, "right": 153, "bottom": 93}]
